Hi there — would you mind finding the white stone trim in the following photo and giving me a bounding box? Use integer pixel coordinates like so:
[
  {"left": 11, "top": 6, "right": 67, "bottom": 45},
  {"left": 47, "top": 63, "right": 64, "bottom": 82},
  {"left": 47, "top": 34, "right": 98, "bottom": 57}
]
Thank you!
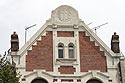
[{"left": 20, "top": 70, "right": 113, "bottom": 83}]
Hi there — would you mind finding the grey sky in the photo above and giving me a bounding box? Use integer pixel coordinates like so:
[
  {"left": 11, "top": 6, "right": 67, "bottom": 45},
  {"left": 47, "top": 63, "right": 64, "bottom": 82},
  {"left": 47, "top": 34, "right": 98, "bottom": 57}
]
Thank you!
[{"left": 0, "top": 0, "right": 125, "bottom": 55}]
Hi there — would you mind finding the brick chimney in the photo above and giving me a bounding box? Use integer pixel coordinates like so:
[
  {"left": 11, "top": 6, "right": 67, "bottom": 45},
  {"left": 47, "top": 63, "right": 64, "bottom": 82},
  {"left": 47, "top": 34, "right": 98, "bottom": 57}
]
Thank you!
[
  {"left": 111, "top": 32, "right": 120, "bottom": 53},
  {"left": 11, "top": 32, "right": 19, "bottom": 52}
]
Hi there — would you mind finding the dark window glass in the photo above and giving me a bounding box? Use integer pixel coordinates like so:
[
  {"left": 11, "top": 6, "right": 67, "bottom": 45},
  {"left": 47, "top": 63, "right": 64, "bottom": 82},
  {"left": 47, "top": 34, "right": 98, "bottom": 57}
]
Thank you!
[
  {"left": 68, "top": 43, "right": 74, "bottom": 58},
  {"left": 58, "top": 44, "right": 64, "bottom": 58},
  {"left": 58, "top": 49, "right": 63, "bottom": 58},
  {"left": 87, "top": 79, "right": 102, "bottom": 83}
]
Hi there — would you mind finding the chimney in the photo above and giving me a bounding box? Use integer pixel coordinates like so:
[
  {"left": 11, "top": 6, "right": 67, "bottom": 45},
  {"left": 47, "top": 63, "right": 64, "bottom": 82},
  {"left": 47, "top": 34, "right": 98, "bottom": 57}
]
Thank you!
[
  {"left": 111, "top": 32, "right": 120, "bottom": 53},
  {"left": 11, "top": 32, "right": 19, "bottom": 52}
]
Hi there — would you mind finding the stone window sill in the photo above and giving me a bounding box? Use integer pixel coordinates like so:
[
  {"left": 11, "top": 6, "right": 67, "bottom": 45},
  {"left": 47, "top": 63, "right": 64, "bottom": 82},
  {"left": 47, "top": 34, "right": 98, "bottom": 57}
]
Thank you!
[{"left": 56, "top": 58, "right": 76, "bottom": 63}]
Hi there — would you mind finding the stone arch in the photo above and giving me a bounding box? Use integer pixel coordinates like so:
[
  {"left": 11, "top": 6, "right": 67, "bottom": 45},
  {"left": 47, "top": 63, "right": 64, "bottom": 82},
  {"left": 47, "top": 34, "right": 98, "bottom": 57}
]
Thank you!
[
  {"left": 31, "top": 77, "right": 48, "bottom": 83},
  {"left": 86, "top": 78, "right": 103, "bottom": 83}
]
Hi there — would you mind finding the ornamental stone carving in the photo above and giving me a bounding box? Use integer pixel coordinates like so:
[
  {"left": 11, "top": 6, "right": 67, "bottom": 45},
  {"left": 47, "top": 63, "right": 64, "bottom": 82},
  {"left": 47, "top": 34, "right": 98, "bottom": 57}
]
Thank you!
[
  {"left": 58, "top": 8, "right": 72, "bottom": 22},
  {"left": 51, "top": 5, "right": 79, "bottom": 25}
]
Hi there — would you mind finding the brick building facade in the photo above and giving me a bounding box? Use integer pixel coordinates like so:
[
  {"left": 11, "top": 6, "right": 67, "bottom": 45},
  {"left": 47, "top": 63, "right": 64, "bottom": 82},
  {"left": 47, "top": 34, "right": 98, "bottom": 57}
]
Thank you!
[{"left": 11, "top": 5, "right": 121, "bottom": 83}]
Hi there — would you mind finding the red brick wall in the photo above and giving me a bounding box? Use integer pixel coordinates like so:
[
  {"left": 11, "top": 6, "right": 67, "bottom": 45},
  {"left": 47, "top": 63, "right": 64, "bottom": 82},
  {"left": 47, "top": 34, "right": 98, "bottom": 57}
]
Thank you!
[
  {"left": 57, "top": 31, "right": 74, "bottom": 37},
  {"left": 58, "top": 66, "right": 76, "bottom": 74},
  {"left": 26, "top": 31, "right": 53, "bottom": 71},
  {"left": 79, "top": 31, "right": 107, "bottom": 72}
]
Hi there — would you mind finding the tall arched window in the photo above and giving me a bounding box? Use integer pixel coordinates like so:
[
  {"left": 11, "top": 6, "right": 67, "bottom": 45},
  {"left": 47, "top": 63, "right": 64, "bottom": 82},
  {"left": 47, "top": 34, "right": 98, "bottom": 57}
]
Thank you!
[
  {"left": 68, "top": 43, "right": 74, "bottom": 58},
  {"left": 58, "top": 43, "right": 64, "bottom": 58}
]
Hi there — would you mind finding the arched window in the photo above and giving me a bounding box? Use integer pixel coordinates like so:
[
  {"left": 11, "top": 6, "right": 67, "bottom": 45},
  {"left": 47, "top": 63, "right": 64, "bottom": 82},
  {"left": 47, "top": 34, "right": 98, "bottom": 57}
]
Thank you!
[
  {"left": 87, "top": 79, "right": 102, "bottom": 83},
  {"left": 68, "top": 43, "right": 74, "bottom": 58},
  {"left": 58, "top": 43, "right": 64, "bottom": 58},
  {"left": 31, "top": 78, "right": 48, "bottom": 83}
]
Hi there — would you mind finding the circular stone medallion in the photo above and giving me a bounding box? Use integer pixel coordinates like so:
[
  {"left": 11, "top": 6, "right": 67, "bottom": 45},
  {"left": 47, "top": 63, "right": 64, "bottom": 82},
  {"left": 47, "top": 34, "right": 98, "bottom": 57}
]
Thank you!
[{"left": 58, "top": 8, "right": 72, "bottom": 22}]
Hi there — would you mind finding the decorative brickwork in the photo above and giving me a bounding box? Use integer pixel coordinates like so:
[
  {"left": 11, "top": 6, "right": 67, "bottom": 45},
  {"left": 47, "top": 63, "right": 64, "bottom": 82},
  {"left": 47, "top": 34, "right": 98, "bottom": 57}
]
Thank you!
[
  {"left": 26, "top": 31, "right": 53, "bottom": 71},
  {"left": 58, "top": 66, "right": 76, "bottom": 74},
  {"left": 79, "top": 31, "right": 107, "bottom": 72},
  {"left": 57, "top": 31, "right": 74, "bottom": 37}
]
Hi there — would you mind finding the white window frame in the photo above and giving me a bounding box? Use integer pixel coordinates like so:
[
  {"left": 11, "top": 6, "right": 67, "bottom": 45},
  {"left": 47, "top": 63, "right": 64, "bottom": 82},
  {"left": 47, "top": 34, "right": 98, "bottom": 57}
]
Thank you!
[
  {"left": 68, "top": 43, "right": 75, "bottom": 58},
  {"left": 58, "top": 43, "right": 64, "bottom": 58}
]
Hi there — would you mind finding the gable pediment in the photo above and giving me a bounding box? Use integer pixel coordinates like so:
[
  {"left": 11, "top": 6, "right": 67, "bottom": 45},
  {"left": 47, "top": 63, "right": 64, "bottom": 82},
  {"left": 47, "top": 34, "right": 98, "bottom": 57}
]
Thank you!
[{"left": 17, "top": 5, "right": 121, "bottom": 59}]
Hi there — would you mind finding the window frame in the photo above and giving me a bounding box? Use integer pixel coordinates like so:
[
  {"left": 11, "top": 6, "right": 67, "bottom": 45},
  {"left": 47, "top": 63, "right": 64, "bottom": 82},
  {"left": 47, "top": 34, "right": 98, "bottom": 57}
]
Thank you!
[
  {"left": 58, "top": 43, "right": 64, "bottom": 58},
  {"left": 68, "top": 43, "right": 75, "bottom": 58}
]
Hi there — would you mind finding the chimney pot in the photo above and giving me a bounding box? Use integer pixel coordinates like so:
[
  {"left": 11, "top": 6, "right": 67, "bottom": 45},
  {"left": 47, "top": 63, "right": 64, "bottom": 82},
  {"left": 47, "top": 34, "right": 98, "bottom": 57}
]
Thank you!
[
  {"left": 11, "top": 32, "right": 19, "bottom": 52},
  {"left": 111, "top": 32, "right": 120, "bottom": 53}
]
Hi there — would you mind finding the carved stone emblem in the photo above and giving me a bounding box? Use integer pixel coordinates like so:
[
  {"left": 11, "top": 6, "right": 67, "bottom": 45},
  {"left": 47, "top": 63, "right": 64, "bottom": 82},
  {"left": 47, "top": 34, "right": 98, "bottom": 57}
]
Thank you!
[
  {"left": 51, "top": 5, "right": 79, "bottom": 24},
  {"left": 58, "top": 8, "right": 72, "bottom": 22}
]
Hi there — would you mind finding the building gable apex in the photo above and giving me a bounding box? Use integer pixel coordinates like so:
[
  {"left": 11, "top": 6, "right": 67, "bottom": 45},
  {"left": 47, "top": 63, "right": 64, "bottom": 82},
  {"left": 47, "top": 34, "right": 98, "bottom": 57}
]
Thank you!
[
  {"left": 51, "top": 5, "right": 80, "bottom": 25},
  {"left": 17, "top": 5, "right": 121, "bottom": 58}
]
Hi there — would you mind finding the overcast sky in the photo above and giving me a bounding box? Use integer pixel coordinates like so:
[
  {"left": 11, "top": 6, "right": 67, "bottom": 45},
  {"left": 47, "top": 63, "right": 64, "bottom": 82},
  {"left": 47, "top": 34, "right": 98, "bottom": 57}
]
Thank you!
[{"left": 0, "top": 0, "right": 125, "bottom": 55}]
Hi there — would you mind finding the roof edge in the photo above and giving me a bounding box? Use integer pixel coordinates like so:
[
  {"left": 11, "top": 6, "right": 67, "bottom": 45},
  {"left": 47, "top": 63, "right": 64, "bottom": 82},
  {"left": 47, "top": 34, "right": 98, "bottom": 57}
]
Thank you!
[
  {"left": 17, "top": 20, "right": 51, "bottom": 56},
  {"left": 79, "top": 21, "right": 121, "bottom": 58}
]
